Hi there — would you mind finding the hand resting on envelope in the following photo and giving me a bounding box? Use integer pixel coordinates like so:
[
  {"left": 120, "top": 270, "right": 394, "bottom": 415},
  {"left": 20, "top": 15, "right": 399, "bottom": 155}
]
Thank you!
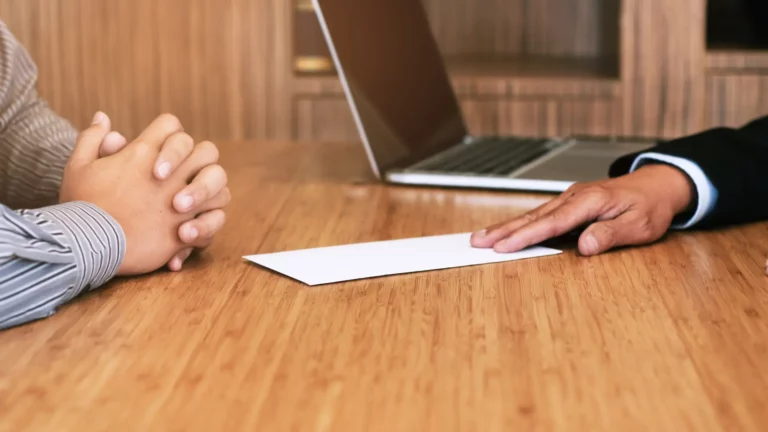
[{"left": 470, "top": 164, "right": 695, "bottom": 258}]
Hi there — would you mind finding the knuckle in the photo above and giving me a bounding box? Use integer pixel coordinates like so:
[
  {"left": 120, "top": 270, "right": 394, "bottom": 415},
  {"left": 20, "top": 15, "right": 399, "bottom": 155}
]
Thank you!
[
  {"left": 600, "top": 223, "right": 616, "bottom": 241},
  {"left": 521, "top": 212, "right": 539, "bottom": 224},
  {"left": 541, "top": 209, "right": 577, "bottom": 238},
  {"left": 211, "top": 164, "right": 228, "bottom": 184},
  {"left": 581, "top": 184, "right": 609, "bottom": 198},
  {"left": 157, "top": 113, "right": 183, "bottom": 130},
  {"left": 483, "top": 223, "right": 503, "bottom": 233},
  {"left": 169, "top": 133, "right": 194, "bottom": 158},
  {"left": 634, "top": 214, "right": 655, "bottom": 239},
  {"left": 579, "top": 185, "right": 613, "bottom": 207},
  {"left": 564, "top": 182, "right": 591, "bottom": 197},
  {"left": 565, "top": 183, "right": 584, "bottom": 194},
  {"left": 131, "top": 140, "right": 153, "bottom": 157},
  {"left": 212, "top": 211, "right": 227, "bottom": 232},
  {"left": 215, "top": 187, "right": 232, "bottom": 207},
  {"left": 200, "top": 214, "right": 225, "bottom": 237},
  {"left": 543, "top": 212, "right": 567, "bottom": 233},
  {"left": 196, "top": 141, "right": 220, "bottom": 163},
  {"left": 192, "top": 184, "right": 210, "bottom": 201},
  {"left": 536, "top": 218, "right": 560, "bottom": 238},
  {"left": 196, "top": 219, "right": 211, "bottom": 236}
]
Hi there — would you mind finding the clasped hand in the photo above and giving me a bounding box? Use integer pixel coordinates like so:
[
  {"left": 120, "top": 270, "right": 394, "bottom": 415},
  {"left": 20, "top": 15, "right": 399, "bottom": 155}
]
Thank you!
[{"left": 60, "top": 112, "right": 230, "bottom": 275}]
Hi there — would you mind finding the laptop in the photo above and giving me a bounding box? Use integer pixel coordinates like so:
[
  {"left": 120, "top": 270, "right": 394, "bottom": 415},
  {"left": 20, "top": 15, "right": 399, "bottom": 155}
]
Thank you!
[{"left": 312, "top": 0, "right": 653, "bottom": 193}]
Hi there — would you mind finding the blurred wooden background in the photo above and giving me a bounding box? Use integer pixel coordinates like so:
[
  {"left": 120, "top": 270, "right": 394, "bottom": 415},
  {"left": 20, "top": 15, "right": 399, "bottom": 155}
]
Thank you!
[
  {"left": 0, "top": 0, "right": 293, "bottom": 141},
  {"left": 0, "top": 0, "right": 766, "bottom": 143}
]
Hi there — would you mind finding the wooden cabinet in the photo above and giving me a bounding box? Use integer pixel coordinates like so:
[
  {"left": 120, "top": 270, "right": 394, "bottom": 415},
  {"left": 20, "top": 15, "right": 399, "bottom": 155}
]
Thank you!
[
  {"left": 1, "top": 0, "right": 766, "bottom": 143},
  {"left": 705, "top": 53, "right": 768, "bottom": 129},
  {"left": 703, "top": 1, "right": 768, "bottom": 129}
]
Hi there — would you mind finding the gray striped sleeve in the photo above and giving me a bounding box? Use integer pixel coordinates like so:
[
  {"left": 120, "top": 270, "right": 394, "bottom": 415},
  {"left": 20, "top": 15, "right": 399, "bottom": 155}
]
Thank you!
[
  {"left": 0, "top": 19, "right": 78, "bottom": 210},
  {"left": 0, "top": 201, "right": 125, "bottom": 330}
]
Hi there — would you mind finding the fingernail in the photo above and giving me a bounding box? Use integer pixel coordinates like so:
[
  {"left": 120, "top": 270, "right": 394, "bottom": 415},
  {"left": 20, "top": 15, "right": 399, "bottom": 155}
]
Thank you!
[
  {"left": 186, "top": 226, "right": 198, "bottom": 241},
  {"left": 157, "top": 161, "right": 171, "bottom": 179},
  {"left": 582, "top": 234, "right": 599, "bottom": 255},
  {"left": 474, "top": 229, "right": 487, "bottom": 237},
  {"left": 92, "top": 111, "right": 105, "bottom": 125},
  {"left": 177, "top": 195, "right": 193, "bottom": 211},
  {"left": 170, "top": 256, "right": 182, "bottom": 271}
]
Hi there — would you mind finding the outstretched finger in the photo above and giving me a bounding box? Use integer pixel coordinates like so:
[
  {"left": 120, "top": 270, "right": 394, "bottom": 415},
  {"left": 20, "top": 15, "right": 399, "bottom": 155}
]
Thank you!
[
  {"left": 470, "top": 195, "right": 567, "bottom": 248},
  {"left": 492, "top": 192, "right": 607, "bottom": 253}
]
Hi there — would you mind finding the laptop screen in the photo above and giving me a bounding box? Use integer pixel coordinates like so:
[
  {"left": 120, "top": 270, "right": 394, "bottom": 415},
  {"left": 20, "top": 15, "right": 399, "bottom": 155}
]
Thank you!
[{"left": 314, "top": 0, "right": 468, "bottom": 174}]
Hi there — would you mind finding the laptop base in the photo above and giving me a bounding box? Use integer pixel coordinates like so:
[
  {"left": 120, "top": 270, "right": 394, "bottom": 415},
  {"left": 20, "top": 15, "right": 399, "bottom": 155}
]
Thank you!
[{"left": 385, "top": 137, "right": 655, "bottom": 193}]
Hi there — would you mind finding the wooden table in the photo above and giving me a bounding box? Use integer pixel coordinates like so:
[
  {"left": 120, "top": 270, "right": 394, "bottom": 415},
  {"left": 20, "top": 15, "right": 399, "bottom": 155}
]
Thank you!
[{"left": 2, "top": 141, "right": 768, "bottom": 431}]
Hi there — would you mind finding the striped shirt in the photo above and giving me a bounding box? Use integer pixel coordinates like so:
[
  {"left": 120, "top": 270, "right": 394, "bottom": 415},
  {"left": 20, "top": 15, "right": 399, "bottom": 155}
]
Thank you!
[{"left": 0, "top": 21, "right": 125, "bottom": 329}]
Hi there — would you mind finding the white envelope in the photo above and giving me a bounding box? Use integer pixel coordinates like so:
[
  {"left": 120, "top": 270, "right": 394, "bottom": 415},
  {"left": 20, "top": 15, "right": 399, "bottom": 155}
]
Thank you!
[{"left": 243, "top": 232, "right": 561, "bottom": 286}]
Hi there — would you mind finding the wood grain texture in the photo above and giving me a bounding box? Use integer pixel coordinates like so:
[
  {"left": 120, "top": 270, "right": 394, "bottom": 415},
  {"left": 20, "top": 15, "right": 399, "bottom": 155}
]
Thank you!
[
  {"left": 292, "top": 56, "right": 623, "bottom": 141},
  {"left": 0, "top": 0, "right": 293, "bottom": 141},
  {"left": 621, "top": 0, "right": 707, "bottom": 138},
  {"left": 293, "top": 97, "right": 622, "bottom": 142},
  {"left": 294, "top": 58, "right": 622, "bottom": 99},
  {"left": 460, "top": 98, "right": 621, "bottom": 137},
  {"left": 420, "top": 0, "right": 620, "bottom": 58},
  {"left": 294, "top": 97, "right": 359, "bottom": 142},
  {"left": 706, "top": 74, "right": 768, "bottom": 128},
  {"left": 1, "top": 140, "right": 767, "bottom": 431},
  {"left": 707, "top": 50, "right": 768, "bottom": 72}
]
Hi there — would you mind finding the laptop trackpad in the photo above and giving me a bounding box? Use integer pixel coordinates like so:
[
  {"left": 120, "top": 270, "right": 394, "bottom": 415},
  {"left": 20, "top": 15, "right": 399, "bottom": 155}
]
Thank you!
[{"left": 513, "top": 141, "right": 653, "bottom": 183}]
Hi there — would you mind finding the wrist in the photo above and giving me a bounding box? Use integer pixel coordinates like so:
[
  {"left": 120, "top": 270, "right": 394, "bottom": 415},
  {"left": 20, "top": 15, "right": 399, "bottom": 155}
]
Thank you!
[{"left": 633, "top": 164, "right": 695, "bottom": 215}]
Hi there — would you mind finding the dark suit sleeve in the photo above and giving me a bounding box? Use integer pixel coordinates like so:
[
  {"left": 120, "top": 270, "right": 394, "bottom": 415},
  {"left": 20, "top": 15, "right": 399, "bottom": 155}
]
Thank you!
[{"left": 608, "top": 115, "right": 768, "bottom": 228}]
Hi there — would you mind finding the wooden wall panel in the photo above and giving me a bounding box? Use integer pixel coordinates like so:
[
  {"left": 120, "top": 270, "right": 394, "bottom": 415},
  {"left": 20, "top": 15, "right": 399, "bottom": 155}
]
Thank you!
[
  {"left": 420, "top": 0, "right": 620, "bottom": 58},
  {"left": 558, "top": 99, "right": 622, "bottom": 136},
  {"left": 296, "top": 97, "right": 622, "bottom": 143},
  {"left": 706, "top": 74, "right": 768, "bottom": 128},
  {"left": 0, "top": 0, "right": 734, "bottom": 143},
  {"left": 0, "top": 0, "right": 293, "bottom": 142},
  {"left": 462, "top": 99, "right": 621, "bottom": 137},
  {"left": 707, "top": 51, "right": 768, "bottom": 72},
  {"left": 462, "top": 99, "right": 556, "bottom": 136},
  {"left": 621, "top": 0, "right": 707, "bottom": 138},
  {"left": 294, "top": 98, "right": 358, "bottom": 143}
]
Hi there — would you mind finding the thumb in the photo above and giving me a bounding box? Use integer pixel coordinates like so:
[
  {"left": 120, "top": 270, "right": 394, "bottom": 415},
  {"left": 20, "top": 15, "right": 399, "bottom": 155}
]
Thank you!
[
  {"left": 578, "top": 213, "right": 639, "bottom": 256},
  {"left": 70, "top": 112, "right": 112, "bottom": 167},
  {"left": 98, "top": 131, "right": 128, "bottom": 158}
]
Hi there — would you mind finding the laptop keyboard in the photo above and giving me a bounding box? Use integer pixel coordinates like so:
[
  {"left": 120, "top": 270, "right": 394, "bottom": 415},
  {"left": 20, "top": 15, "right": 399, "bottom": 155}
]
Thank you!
[{"left": 410, "top": 137, "right": 560, "bottom": 175}]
